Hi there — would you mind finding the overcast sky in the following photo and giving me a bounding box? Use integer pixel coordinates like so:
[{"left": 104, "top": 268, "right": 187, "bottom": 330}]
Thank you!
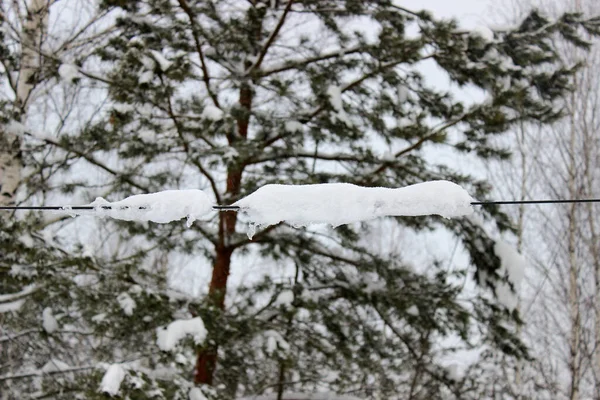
[{"left": 414, "top": 0, "right": 493, "bottom": 24}]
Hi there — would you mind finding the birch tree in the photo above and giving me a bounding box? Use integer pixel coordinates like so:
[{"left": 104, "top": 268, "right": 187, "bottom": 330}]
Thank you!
[{"left": 489, "top": 0, "right": 600, "bottom": 398}]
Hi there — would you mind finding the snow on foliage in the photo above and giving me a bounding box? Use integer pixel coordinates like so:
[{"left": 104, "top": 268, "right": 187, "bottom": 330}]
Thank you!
[
  {"left": 264, "top": 330, "right": 290, "bottom": 355},
  {"left": 73, "top": 273, "right": 99, "bottom": 287},
  {"left": 42, "top": 307, "right": 58, "bottom": 333},
  {"left": 99, "top": 364, "right": 126, "bottom": 396},
  {"left": 201, "top": 105, "right": 224, "bottom": 121},
  {"left": 0, "top": 299, "right": 25, "bottom": 313},
  {"left": 406, "top": 305, "right": 419, "bottom": 317},
  {"left": 234, "top": 181, "right": 473, "bottom": 238},
  {"left": 237, "top": 393, "right": 364, "bottom": 400},
  {"left": 189, "top": 387, "right": 208, "bottom": 400},
  {"left": 0, "top": 284, "right": 37, "bottom": 313},
  {"left": 58, "top": 64, "right": 79, "bottom": 82},
  {"left": 156, "top": 317, "right": 207, "bottom": 352},
  {"left": 149, "top": 50, "right": 172, "bottom": 71},
  {"left": 326, "top": 85, "right": 344, "bottom": 110},
  {"left": 445, "top": 362, "right": 462, "bottom": 381},
  {"left": 41, "top": 359, "right": 70, "bottom": 373},
  {"left": 84, "top": 189, "right": 213, "bottom": 226},
  {"left": 5, "top": 120, "right": 26, "bottom": 136},
  {"left": 326, "top": 85, "right": 352, "bottom": 127},
  {"left": 471, "top": 26, "right": 495, "bottom": 42},
  {"left": 139, "top": 70, "right": 154, "bottom": 84},
  {"left": 492, "top": 241, "right": 527, "bottom": 311},
  {"left": 284, "top": 120, "right": 303, "bottom": 133},
  {"left": 275, "top": 289, "right": 294, "bottom": 308},
  {"left": 0, "top": 284, "right": 37, "bottom": 302},
  {"left": 117, "top": 292, "right": 136, "bottom": 316}
]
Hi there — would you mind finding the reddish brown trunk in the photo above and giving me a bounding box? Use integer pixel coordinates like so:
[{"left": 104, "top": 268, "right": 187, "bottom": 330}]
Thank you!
[{"left": 194, "top": 82, "right": 252, "bottom": 386}]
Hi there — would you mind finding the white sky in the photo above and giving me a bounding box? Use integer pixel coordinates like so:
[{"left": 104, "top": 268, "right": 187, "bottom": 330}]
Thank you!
[{"left": 408, "top": 0, "right": 493, "bottom": 25}]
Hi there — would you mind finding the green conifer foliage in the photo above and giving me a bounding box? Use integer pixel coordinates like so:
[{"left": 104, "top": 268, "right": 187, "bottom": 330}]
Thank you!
[{"left": 2, "top": 1, "right": 599, "bottom": 399}]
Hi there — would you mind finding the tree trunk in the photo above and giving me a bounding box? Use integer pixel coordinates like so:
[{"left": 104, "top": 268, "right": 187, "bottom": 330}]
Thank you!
[
  {"left": 567, "top": 90, "right": 581, "bottom": 400},
  {"left": 0, "top": 0, "right": 47, "bottom": 206},
  {"left": 194, "top": 82, "right": 252, "bottom": 385}
]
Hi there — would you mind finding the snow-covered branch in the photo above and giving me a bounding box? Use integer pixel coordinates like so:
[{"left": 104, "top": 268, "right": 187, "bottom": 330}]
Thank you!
[{"left": 0, "top": 284, "right": 38, "bottom": 303}]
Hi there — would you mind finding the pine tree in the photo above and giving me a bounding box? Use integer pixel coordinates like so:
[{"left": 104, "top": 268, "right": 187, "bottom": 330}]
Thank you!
[{"left": 2, "top": 0, "right": 599, "bottom": 399}]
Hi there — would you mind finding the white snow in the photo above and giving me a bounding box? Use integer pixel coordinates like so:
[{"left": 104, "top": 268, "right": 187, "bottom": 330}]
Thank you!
[
  {"left": 139, "top": 70, "right": 154, "bottom": 83},
  {"left": 237, "top": 393, "right": 363, "bottom": 400},
  {"left": 157, "top": 317, "right": 207, "bottom": 352},
  {"left": 85, "top": 189, "right": 213, "bottom": 226},
  {"left": 234, "top": 181, "right": 473, "bottom": 238},
  {"left": 189, "top": 387, "right": 208, "bottom": 400},
  {"left": 406, "top": 305, "right": 419, "bottom": 317},
  {"left": 326, "top": 85, "right": 352, "bottom": 127},
  {"left": 326, "top": 85, "right": 344, "bottom": 111},
  {"left": 275, "top": 289, "right": 294, "bottom": 307},
  {"left": 471, "top": 26, "right": 494, "bottom": 42},
  {"left": 284, "top": 120, "right": 303, "bottom": 133},
  {"left": 201, "top": 105, "right": 224, "bottom": 121},
  {"left": 113, "top": 103, "right": 135, "bottom": 113},
  {"left": 150, "top": 50, "right": 173, "bottom": 71},
  {"left": 0, "top": 285, "right": 37, "bottom": 313},
  {"left": 223, "top": 146, "right": 239, "bottom": 161},
  {"left": 446, "top": 362, "right": 462, "bottom": 381},
  {"left": 5, "top": 120, "right": 26, "bottom": 136},
  {"left": 398, "top": 84, "right": 411, "bottom": 102},
  {"left": 99, "top": 364, "right": 126, "bottom": 396},
  {"left": 263, "top": 330, "right": 290, "bottom": 355},
  {"left": 204, "top": 46, "right": 216, "bottom": 57},
  {"left": 117, "top": 292, "right": 136, "bottom": 316},
  {"left": 0, "top": 284, "right": 37, "bottom": 302},
  {"left": 91, "top": 313, "right": 107, "bottom": 323},
  {"left": 140, "top": 55, "right": 155, "bottom": 70},
  {"left": 41, "top": 359, "right": 70, "bottom": 373},
  {"left": 73, "top": 273, "right": 99, "bottom": 287},
  {"left": 58, "top": 64, "right": 79, "bottom": 82},
  {"left": 492, "top": 240, "right": 527, "bottom": 311},
  {"left": 42, "top": 307, "right": 58, "bottom": 333}
]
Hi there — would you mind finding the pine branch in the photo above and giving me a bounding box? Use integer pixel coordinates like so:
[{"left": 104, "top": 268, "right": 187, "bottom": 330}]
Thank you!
[
  {"left": 247, "top": 151, "right": 373, "bottom": 165},
  {"left": 0, "top": 365, "right": 96, "bottom": 382},
  {"left": 0, "top": 329, "right": 38, "bottom": 343},
  {"left": 24, "top": 132, "right": 148, "bottom": 192},
  {"left": 263, "top": 53, "right": 438, "bottom": 147},
  {"left": 246, "top": 0, "right": 294, "bottom": 75},
  {"left": 177, "top": 0, "right": 221, "bottom": 108},
  {"left": 0, "top": 285, "right": 38, "bottom": 303},
  {"left": 165, "top": 92, "right": 222, "bottom": 204},
  {"left": 258, "top": 45, "right": 369, "bottom": 77},
  {"left": 368, "top": 109, "right": 478, "bottom": 177}
]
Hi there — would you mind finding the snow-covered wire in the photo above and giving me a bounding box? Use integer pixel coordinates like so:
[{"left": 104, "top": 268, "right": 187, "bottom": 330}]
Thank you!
[{"left": 1, "top": 198, "right": 600, "bottom": 212}]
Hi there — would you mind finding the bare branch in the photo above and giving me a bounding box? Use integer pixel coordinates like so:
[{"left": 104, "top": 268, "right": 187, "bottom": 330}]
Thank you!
[
  {"left": 246, "top": 0, "right": 294, "bottom": 75},
  {"left": 177, "top": 0, "right": 221, "bottom": 108}
]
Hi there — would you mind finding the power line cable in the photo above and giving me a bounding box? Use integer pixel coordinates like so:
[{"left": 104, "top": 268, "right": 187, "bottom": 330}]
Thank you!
[
  {"left": 470, "top": 199, "right": 600, "bottom": 205},
  {"left": 1, "top": 199, "right": 600, "bottom": 212},
  {"left": 0, "top": 205, "right": 241, "bottom": 211}
]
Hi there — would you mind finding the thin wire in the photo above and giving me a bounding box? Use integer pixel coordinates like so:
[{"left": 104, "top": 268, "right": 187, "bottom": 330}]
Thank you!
[
  {"left": 470, "top": 199, "right": 600, "bottom": 205},
  {"left": 0, "top": 205, "right": 242, "bottom": 211},
  {"left": 1, "top": 198, "right": 600, "bottom": 211}
]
